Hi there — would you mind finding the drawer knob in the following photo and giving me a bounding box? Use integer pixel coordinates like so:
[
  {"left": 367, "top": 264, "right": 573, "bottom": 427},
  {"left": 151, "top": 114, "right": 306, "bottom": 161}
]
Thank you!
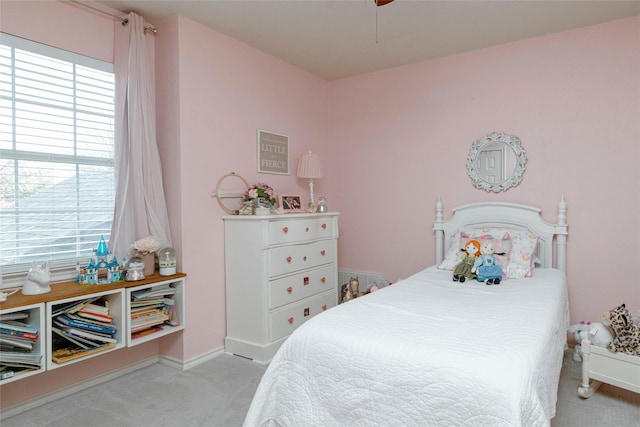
[
  {"left": 322, "top": 305, "right": 327, "bottom": 311},
  {"left": 305, "top": 227, "right": 309, "bottom": 232},
  {"left": 322, "top": 223, "right": 327, "bottom": 229},
  {"left": 287, "top": 286, "right": 293, "bottom": 294},
  {"left": 320, "top": 250, "right": 326, "bottom": 256},
  {"left": 288, "top": 317, "right": 294, "bottom": 324},
  {"left": 321, "top": 277, "right": 326, "bottom": 283},
  {"left": 303, "top": 256, "right": 307, "bottom": 261},
  {"left": 282, "top": 226, "right": 289, "bottom": 233},
  {"left": 286, "top": 256, "right": 292, "bottom": 263}
]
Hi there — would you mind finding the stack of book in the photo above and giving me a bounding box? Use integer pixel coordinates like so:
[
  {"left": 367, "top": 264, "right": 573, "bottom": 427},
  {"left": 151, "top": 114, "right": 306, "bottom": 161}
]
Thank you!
[
  {"left": 130, "top": 285, "right": 179, "bottom": 339},
  {"left": 0, "top": 311, "right": 42, "bottom": 380},
  {"left": 51, "top": 296, "right": 117, "bottom": 364}
]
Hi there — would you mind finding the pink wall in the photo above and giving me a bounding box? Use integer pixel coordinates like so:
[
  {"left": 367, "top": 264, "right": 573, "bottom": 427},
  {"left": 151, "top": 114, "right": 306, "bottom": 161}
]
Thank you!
[
  {"left": 154, "top": 16, "right": 329, "bottom": 361},
  {"left": 328, "top": 17, "right": 640, "bottom": 324},
  {"left": 1, "top": 0, "right": 115, "bottom": 63}
]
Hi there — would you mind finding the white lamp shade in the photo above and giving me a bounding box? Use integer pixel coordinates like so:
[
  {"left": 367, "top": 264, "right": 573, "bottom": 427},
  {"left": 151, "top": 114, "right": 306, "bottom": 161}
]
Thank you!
[{"left": 297, "top": 151, "right": 323, "bottom": 179}]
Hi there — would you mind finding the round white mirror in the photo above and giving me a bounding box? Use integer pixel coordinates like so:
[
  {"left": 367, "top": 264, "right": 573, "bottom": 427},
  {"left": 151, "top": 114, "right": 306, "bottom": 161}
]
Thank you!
[{"left": 467, "top": 132, "right": 526, "bottom": 193}]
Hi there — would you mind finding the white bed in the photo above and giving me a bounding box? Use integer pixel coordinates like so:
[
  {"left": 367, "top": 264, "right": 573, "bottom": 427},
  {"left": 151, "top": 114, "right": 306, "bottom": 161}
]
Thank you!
[{"left": 244, "top": 198, "right": 570, "bottom": 427}]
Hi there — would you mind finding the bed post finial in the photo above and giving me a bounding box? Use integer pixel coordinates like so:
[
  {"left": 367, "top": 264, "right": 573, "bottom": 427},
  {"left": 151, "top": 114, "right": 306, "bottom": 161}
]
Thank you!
[
  {"left": 434, "top": 197, "right": 444, "bottom": 265},
  {"left": 556, "top": 195, "right": 568, "bottom": 272},
  {"left": 558, "top": 195, "right": 567, "bottom": 226}
]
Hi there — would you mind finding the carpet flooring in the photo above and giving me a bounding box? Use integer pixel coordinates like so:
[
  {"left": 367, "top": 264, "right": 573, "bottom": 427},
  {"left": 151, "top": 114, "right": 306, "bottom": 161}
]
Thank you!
[{"left": 2, "top": 350, "right": 639, "bottom": 426}]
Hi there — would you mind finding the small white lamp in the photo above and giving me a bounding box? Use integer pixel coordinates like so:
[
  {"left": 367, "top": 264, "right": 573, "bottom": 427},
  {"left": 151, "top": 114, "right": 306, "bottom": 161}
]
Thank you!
[{"left": 297, "top": 151, "right": 323, "bottom": 211}]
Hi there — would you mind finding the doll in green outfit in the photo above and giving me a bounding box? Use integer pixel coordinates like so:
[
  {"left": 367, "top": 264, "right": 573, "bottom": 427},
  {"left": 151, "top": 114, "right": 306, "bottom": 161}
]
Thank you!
[{"left": 453, "top": 240, "right": 481, "bottom": 283}]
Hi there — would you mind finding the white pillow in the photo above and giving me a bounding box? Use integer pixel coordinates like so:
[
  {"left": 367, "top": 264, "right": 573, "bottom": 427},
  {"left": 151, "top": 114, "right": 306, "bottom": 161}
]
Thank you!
[{"left": 438, "top": 232, "right": 465, "bottom": 270}]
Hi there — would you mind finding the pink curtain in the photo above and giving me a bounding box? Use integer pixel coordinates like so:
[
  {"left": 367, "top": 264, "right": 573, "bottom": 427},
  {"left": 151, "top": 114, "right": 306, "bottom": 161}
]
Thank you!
[{"left": 110, "top": 13, "right": 172, "bottom": 260}]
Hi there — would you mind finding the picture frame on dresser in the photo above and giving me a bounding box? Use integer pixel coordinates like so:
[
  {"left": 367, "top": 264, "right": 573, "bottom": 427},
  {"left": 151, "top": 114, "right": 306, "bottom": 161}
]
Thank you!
[{"left": 278, "top": 194, "right": 303, "bottom": 212}]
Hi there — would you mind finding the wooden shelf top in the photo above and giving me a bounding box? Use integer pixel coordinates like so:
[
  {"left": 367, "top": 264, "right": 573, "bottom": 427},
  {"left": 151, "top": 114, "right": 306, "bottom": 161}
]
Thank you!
[{"left": 0, "top": 272, "right": 187, "bottom": 311}]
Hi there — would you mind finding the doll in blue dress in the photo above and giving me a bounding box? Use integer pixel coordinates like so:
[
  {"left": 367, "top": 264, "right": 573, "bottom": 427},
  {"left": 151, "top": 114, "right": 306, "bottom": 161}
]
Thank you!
[{"left": 471, "top": 239, "right": 503, "bottom": 285}]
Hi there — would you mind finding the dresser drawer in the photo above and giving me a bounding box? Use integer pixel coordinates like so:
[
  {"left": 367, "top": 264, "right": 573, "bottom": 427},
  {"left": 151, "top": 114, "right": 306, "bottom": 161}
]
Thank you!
[
  {"left": 268, "top": 240, "right": 335, "bottom": 278},
  {"left": 269, "top": 264, "right": 335, "bottom": 310},
  {"left": 268, "top": 217, "right": 335, "bottom": 246},
  {"left": 270, "top": 292, "right": 336, "bottom": 342}
]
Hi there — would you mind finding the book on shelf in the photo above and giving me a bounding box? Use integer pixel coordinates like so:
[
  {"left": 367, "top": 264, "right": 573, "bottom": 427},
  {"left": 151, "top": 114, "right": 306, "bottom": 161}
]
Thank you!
[
  {"left": 1, "top": 319, "right": 32, "bottom": 329},
  {"left": 131, "top": 312, "right": 169, "bottom": 327},
  {"left": 0, "top": 361, "right": 40, "bottom": 370},
  {"left": 131, "top": 325, "right": 164, "bottom": 340},
  {"left": 81, "top": 303, "right": 110, "bottom": 315},
  {"left": 130, "top": 317, "right": 169, "bottom": 333},
  {"left": 131, "top": 306, "right": 164, "bottom": 316},
  {"left": 163, "top": 298, "right": 180, "bottom": 326},
  {"left": 65, "top": 327, "right": 117, "bottom": 344},
  {"left": 0, "top": 363, "right": 37, "bottom": 380},
  {"left": 1, "top": 331, "right": 37, "bottom": 342},
  {"left": 0, "top": 312, "right": 29, "bottom": 322},
  {"left": 52, "top": 326, "right": 94, "bottom": 349},
  {"left": 0, "top": 350, "right": 42, "bottom": 365},
  {"left": 64, "top": 312, "right": 112, "bottom": 326},
  {"left": 0, "top": 369, "right": 15, "bottom": 380},
  {"left": 54, "top": 314, "right": 117, "bottom": 335},
  {"left": 51, "top": 342, "right": 115, "bottom": 364},
  {"left": 131, "top": 298, "right": 165, "bottom": 308},
  {"left": 75, "top": 310, "right": 113, "bottom": 323},
  {"left": 0, "top": 322, "right": 38, "bottom": 340},
  {"left": 53, "top": 295, "right": 101, "bottom": 316},
  {"left": 131, "top": 323, "right": 165, "bottom": 333},
  {"left": 0, "top": 335, "right": 34, "bottom": 351},
  {"left": 131, "top": 285, "right": 176, "bottom": 300}
]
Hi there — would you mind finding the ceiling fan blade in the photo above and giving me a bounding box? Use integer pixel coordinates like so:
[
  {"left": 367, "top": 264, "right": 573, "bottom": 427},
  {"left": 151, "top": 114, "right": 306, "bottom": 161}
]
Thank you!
[{"left": 375, "top": 0, "right": 394, "bottom": 6}]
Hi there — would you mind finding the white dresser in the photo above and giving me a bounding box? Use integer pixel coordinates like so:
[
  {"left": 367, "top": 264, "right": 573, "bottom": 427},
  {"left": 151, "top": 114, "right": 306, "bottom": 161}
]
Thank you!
[{"left": 223, "top": 212, "right": 339, "bottom": 363}]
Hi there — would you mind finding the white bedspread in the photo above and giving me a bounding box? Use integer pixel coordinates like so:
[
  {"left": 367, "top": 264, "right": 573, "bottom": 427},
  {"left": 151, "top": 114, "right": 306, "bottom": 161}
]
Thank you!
[{"left": 244, "top": 267, "right": 569, "bottom": 427}]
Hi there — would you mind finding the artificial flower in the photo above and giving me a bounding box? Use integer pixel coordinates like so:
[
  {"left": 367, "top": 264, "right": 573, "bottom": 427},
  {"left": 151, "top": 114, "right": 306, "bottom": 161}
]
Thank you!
[
  {"left": 130, "top": 235, "right": 161, "bottom": 256},
  {"left": 243, "top": 183, "right": 277, "bottom": 206}
]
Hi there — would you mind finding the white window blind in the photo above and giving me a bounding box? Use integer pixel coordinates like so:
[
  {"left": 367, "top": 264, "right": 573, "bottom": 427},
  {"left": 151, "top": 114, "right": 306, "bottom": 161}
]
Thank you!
[{"left": 0, "top": 33, "right": 115, "bottom": 276}]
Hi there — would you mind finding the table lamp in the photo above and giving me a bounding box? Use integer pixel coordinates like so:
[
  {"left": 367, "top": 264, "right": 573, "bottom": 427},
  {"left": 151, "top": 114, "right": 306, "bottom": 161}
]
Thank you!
[{"left": 297, "top": 151, "right": 323, "bottom": 212}]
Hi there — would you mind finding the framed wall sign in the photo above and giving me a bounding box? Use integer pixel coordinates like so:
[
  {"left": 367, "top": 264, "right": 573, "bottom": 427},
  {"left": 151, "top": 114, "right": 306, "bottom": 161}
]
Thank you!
[{"left": 257, "top": 129, "right": 289, "bottom": 175}]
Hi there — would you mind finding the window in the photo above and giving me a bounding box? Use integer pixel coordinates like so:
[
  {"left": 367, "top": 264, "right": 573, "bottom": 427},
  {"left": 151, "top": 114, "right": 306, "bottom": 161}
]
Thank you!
[{"left": 0, "top": 33, "right": 115, "bottom": 278}]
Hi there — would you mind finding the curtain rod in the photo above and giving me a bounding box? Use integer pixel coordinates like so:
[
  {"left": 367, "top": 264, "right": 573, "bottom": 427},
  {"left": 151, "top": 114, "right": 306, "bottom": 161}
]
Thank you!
[{"left": 68, "top": 0, "right": 157, "bottom": 34}]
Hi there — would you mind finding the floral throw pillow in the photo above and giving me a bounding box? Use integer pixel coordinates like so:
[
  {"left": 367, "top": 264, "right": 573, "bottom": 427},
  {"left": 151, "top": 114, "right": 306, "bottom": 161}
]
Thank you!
[{"left": 505, "top": 231, "right": 539, "bottom": 278}]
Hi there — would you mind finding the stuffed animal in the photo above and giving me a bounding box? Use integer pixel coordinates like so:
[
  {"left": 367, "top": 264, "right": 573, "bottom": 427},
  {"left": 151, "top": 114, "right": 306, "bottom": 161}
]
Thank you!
[
  {"left": 471, "top": 239, "right": 503, "bottom": 285},
  {"left": 568, "top": 320, "right": 614, "bottom": 362},
  {"left": 603, "top": 303, "right": 640, "bottom": 356},
  {"left": 453, "top": 240, "right": 481, "bottom": 283}
]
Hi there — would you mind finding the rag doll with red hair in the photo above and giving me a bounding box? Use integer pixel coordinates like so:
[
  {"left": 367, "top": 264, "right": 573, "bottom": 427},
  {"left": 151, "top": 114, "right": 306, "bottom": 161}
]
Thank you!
[{"left": 453, "top": 240, "right": 481, "bottom": 283}]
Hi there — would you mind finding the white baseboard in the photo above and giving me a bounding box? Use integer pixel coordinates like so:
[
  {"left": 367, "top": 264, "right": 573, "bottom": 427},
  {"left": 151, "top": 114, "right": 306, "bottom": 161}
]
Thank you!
[
  {"left": 0, "top": 356, "right": 159, "bottom": 420},
  {"left": 163, "top": 346, "right": 225, "bottom": 371}
]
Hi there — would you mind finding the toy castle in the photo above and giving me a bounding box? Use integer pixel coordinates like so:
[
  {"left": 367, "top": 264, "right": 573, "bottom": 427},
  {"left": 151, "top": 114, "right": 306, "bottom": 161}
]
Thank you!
[{"left": 76, "top": 236, "right": 124, "bottom": 285}]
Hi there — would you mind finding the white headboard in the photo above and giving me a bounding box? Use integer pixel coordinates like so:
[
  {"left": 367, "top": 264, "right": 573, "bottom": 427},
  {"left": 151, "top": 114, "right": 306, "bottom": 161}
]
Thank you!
[{"left": 433, "top": 197, "right": 568, "bottom": 272}]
